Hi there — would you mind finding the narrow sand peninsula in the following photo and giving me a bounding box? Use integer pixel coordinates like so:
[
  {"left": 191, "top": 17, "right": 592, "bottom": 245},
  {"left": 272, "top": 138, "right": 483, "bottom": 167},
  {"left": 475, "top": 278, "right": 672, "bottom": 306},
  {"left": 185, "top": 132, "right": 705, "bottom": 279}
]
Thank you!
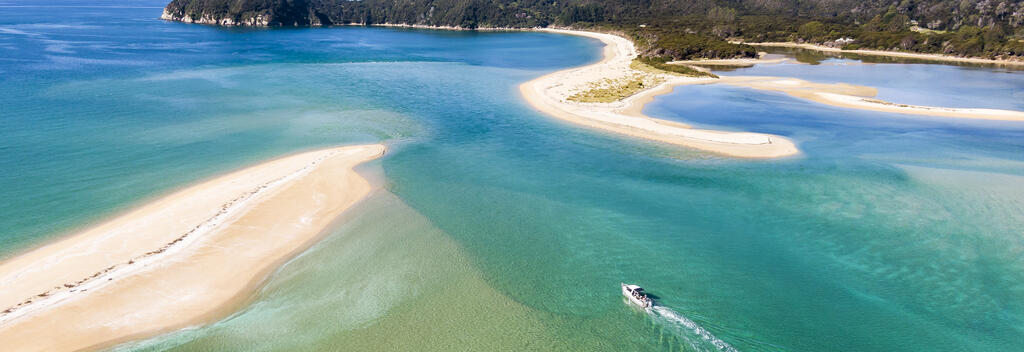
[
  {"left": 809, "top": 92, "right": 1024, "bottom": 121},
  {"left": 521, "top": 29, "right": 799, "bottom": 159},
  {"left": 0, "top": 144, "right": 385, "bottom": 351},
  {"left": 718, "top": 76, "right": 1024, "bottom": 121},
  {"left": 743, "top": 42, "right": 1024, "bottom": 67}
]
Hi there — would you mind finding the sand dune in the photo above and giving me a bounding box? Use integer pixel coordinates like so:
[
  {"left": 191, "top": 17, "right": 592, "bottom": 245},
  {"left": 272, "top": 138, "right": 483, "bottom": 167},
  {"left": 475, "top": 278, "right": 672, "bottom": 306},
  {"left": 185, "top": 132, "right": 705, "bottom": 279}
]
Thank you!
[{"left": 0, "top": 144, "right": 385, "bottom": 351}]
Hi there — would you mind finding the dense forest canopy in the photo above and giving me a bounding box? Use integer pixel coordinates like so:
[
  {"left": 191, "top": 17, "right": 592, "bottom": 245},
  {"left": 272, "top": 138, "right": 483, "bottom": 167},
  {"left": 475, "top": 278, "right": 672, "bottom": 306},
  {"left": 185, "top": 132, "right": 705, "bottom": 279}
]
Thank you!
[{"left": 163, "top": 0, "right": 1024, "bottom": 60}]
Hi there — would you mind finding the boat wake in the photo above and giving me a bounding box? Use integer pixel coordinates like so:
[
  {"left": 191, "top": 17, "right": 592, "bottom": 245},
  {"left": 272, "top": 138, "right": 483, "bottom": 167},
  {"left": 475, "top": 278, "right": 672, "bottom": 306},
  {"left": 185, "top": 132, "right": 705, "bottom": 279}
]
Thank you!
[{"left": 650, "top": 306, "right": 740, "bottom": 352}]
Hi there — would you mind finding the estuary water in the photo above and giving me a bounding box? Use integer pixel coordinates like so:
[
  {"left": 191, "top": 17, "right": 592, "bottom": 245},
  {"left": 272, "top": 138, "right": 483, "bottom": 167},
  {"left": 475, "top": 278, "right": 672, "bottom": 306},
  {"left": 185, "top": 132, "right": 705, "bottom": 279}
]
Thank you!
[{"left": 3, "top": 1, "right": 1024, "bottom": 351}]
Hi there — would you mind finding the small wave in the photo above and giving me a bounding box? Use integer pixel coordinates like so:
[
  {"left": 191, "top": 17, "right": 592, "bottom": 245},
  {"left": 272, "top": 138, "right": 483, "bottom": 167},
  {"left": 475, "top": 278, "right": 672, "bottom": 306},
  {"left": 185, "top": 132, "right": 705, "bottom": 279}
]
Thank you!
[{"left": 651, "top": 306, "right": 740, "bottom": 352}]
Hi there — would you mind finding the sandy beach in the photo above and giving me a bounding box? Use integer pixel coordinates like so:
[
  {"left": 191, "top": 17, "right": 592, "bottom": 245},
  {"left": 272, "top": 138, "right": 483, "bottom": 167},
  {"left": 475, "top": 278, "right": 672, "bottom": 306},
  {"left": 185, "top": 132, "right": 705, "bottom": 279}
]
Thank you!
[
  {"left": 0, "top": 144, "right": 385, "bottom": 351},
  {"left": 521, "top": 29, "right": 800, "bottom": 159},
  {"left": 743, "top": 42, "right": 1024, "bottom": 66}
]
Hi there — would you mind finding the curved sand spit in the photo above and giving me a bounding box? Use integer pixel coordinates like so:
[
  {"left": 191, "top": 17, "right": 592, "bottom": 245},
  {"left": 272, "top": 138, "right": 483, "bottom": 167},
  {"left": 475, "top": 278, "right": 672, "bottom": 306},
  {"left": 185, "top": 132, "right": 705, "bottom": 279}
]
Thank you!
[
  {"left": 0, "top": 144, "right": 385, "bottom": 351},
  {"left": 520, "top": 29, "right": 800, "bottom": 159}
]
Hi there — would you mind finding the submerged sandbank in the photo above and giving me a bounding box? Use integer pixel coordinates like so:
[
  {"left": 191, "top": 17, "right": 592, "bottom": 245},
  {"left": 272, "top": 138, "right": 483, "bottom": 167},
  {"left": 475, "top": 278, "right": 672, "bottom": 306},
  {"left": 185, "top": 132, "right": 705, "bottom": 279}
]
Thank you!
[
  {"left": 0, "top": 144, "right": 385, "bottom": 351},
  {"left": 521, "top": 29, "right": 799, "bottom": 159}
]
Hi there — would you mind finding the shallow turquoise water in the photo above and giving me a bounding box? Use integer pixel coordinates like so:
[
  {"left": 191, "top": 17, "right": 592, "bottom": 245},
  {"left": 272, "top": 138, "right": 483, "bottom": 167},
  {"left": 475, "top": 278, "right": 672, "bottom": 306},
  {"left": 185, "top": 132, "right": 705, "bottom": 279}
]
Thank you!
[{"left": 4, "top": 1, "right": 1024, "bottom": 351}]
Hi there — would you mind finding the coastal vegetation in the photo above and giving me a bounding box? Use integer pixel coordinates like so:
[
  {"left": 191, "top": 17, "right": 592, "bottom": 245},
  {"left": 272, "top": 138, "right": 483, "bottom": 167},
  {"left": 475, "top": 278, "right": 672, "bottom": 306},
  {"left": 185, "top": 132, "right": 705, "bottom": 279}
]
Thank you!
[
  {"left": 567, "top": 74, "right": 664, "bottom": 104},
  {"left": 163, "top": 0, "right": 1024, "bottom": 61},
  {"left": 777, "top": 6, "right": 1024, "bottom": 59},
  {"left": 633, "top": 57, "right": 719, "bottom": 79},
  {"left": 566, "top": 57, "right": 716, "bottom": 104}
]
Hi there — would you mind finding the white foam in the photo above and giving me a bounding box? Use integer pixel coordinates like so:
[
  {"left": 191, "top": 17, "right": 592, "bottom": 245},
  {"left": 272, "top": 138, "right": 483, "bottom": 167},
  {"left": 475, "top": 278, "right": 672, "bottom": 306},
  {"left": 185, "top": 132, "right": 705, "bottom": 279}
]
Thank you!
[{"left": 652, "top": 306, "right": 740, "bottom": 352}]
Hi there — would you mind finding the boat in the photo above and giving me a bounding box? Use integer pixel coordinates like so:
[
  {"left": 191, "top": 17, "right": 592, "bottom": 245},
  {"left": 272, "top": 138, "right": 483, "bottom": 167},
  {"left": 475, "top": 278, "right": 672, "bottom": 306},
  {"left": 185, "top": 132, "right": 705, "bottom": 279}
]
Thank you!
[{"left": 621, "top": 283, "right": 652, "bottom": 309}]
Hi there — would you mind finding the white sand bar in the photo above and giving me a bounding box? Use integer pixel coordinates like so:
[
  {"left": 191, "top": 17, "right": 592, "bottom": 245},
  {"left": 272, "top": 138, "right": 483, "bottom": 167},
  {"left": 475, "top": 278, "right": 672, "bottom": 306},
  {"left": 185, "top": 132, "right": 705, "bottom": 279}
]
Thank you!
[
  {"left": 0, "top": 144, "right": 385, "bottom": 351},
  {"left": 521, "top": 29, "right": 799, "bottom": 159}
]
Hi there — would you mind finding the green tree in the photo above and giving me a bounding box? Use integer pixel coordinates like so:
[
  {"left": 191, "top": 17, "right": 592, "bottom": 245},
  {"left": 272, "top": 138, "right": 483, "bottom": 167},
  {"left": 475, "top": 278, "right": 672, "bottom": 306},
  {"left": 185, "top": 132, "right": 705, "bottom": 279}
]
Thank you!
[{"left": 798, "top": 21, "right": 826, "bottom": 41}]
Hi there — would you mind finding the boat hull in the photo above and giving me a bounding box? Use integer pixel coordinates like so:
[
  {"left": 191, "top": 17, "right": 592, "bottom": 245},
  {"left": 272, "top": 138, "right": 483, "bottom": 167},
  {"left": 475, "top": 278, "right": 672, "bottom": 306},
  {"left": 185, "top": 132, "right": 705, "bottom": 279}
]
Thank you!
[{"left": 621, "top": 283, "right": 652, "bottom": 309}]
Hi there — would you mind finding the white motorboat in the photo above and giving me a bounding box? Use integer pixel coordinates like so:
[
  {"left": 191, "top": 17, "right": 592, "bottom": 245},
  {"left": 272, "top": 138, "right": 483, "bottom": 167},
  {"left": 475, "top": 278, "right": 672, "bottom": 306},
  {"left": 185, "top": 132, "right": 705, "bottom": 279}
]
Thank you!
[{"left": 621, "top": 283, "right": 652, "bottom": 309}]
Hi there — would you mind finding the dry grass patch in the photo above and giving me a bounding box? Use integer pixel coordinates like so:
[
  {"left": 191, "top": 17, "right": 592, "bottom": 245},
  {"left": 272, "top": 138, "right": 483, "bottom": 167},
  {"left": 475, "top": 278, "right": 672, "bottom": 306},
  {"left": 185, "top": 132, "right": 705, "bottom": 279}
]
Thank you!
[{"left": 567, "top": 73, "right": 665, "bottom": 103}]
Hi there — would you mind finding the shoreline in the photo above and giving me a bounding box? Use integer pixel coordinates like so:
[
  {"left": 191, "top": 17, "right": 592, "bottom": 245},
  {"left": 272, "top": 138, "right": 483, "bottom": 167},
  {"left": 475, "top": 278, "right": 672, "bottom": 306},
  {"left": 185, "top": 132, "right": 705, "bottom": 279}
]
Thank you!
[
  {"left": 160, "top": 10, "right": 533, "bottom": 32},
  {"left": 158, "top": 10, "right": 1023, "bottom": 68},
  {"left": 520, "top": 29, "right": 1024, "bottom": 155},
  {"left": 743, "top": 42, "right": 1024, "bottom": 67},
  {"left": 0, "top": 144, "right": 385, "bottom": 351},
  {"left": 285, "top": 25, "right": 1024, "bottom": 124},
  {"left": 520, "top": 29, "right": 800, "bottom": 159}
]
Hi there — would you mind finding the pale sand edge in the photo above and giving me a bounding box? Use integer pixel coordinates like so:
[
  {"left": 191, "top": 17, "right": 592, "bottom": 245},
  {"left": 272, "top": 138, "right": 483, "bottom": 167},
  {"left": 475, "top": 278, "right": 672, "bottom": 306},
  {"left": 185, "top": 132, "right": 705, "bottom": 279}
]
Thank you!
[
  {"left": 713, "top": 75, "right": 1024, "bottom": 121},
  {"left": 743, "top": 42, "right": 1024, "bottom": 66},
  {"left": 521, "top": 29, "right": 800, "bottom": 159},
  {"left": 805, "top": 92, "right": 1024, "bottom": 121},
  {"left": 0, "top": 144, "right": 386, "bottom": 351}
]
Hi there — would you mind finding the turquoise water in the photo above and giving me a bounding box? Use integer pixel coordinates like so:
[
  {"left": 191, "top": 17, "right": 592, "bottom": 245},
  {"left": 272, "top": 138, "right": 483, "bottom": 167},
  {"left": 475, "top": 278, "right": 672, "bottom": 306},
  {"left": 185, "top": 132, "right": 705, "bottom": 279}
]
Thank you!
[{"left": 4, "top": 1, "right": 1024, "bottom": 351}]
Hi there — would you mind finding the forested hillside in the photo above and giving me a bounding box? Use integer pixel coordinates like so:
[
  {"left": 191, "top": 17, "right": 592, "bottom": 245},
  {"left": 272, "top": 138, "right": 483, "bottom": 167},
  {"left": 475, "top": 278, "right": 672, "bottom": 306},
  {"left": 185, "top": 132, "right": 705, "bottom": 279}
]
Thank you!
[{"left": 162, "top": 0, "right": 1024, "bottom": 60}]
